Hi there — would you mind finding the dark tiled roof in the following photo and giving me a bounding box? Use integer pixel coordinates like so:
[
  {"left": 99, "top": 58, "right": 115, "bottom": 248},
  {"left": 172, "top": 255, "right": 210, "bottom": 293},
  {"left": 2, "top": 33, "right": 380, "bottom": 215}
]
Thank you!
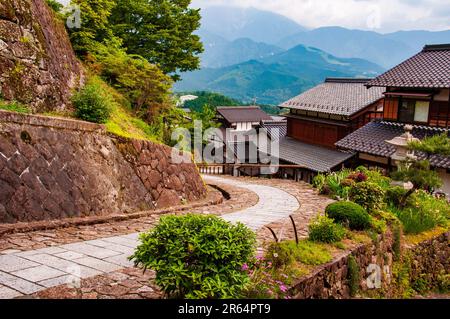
[
  {"left": 217, "top": 106, "right": 272, "bottom": 123},
  {"left": 260, "top": 120, "right": 287, "bottom": 141},
  {"left": 275, "top": 137, "right": 355, "bottom": 172},
  {"left": 366, "top": 44, "right": 450, "bottom": 88},
  {"left": 336, "top": 121, "right": 450, "bottom": 169},
  {"left": 280, "top": 78, "right": 384, "bottom": 116}
]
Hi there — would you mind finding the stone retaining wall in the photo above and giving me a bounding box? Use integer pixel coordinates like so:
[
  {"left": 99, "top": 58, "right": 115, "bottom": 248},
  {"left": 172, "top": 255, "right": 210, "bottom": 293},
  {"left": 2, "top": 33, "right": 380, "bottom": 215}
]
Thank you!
[
  {"left": 0, "top": 0, "right": 83, "bottom": 112},
  {"left": 290, "top": 231, "right": 449, "bottom": 299},
  {"left": 0, "top": 111, "right": 206, "bottom": 223}
]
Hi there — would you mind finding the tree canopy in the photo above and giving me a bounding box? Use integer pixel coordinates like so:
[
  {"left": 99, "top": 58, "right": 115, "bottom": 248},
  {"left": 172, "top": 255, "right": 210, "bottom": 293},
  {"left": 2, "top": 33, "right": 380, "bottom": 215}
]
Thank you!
[{"left": 109, "top": 0, "right": 204, "bottom": 81}]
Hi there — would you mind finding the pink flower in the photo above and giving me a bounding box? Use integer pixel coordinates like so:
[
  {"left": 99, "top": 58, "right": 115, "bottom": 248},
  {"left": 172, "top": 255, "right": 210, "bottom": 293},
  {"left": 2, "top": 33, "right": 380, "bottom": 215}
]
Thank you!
[
  {"left": 279, "top": 285, "right": 288, "bottom": 292},
  {"left": 241, "top": 263, "right": 249, "bottom": 271}
]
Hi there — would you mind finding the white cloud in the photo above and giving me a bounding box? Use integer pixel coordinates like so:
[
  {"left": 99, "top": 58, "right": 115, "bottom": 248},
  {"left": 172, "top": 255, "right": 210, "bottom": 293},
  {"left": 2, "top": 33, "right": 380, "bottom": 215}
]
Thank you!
[{"left": 192, "top": 0, "right": 450, "bottom": 32}]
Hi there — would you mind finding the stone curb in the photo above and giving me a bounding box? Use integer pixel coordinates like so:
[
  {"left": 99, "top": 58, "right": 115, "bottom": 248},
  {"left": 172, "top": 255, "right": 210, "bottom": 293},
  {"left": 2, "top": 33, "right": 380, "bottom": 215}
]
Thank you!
[
  {"left": 0, "top": 110, "right": 105, "bottom": 133},
  {"left": 0, "top": 186, "right": 224, "bottom": 236}
]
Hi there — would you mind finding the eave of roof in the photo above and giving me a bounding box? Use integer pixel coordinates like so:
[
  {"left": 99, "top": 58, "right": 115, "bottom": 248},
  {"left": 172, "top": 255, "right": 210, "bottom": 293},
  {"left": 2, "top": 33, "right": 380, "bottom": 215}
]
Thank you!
[
  {"left": 366, "top": 44, "right": 450, "bottom": 89},
  {"left": 280, "top": 78, "right": 385, "bottom": 117},
  {"left": 275, "top": 137, "right": 355, "bottom": 172},
  {"left": 336, "top": 121, "right": 450, "bottom": 169}
]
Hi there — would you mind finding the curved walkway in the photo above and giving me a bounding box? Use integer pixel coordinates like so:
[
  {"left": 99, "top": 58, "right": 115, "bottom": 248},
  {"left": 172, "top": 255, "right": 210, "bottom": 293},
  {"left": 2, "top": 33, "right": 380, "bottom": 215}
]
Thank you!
[
  {"left": 0, "top": 176, "right": 299, "bottom": 298},
  {"left": 203, "top": 175, "right": 300, "bottom": 230}
]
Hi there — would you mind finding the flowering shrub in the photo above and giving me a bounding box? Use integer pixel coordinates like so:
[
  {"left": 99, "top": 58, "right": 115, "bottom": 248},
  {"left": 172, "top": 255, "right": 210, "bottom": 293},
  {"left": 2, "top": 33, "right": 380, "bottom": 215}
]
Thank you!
[
  {"left": 130, "top": 214, "right": 256, "bottom": 299},
  {"left": 243, "top": 255, "right": 292, "bottom": 299},
  {"left": 313, "top": 168, "right": 390, "bottom": 200}
]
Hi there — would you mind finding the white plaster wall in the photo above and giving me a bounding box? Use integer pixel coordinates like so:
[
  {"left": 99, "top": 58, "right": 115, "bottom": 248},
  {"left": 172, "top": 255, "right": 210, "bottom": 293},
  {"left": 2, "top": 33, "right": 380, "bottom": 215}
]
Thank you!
[{"left": 437, "top": 169, "right": 450, "bottom": 197}]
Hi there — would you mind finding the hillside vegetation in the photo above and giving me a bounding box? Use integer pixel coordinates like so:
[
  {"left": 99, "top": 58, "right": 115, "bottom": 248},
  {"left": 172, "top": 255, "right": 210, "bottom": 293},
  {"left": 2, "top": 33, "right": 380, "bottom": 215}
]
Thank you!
[{"left": 33, "top": 0, "right": 205, "bottom": 144}]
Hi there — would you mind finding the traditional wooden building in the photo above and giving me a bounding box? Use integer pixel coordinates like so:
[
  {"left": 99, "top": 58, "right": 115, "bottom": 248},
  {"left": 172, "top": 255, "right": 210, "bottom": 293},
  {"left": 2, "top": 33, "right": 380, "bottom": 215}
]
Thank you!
[
  {"left": 281, "top": 78, "right": 385, "bottom": 148},
  {"left": 336, "top": 44, "right": 450, "bottom": 194}
]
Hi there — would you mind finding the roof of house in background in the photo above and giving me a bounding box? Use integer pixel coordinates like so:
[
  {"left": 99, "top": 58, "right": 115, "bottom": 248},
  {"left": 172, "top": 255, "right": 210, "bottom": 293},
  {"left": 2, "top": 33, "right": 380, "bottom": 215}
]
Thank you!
[
  {"left": 336, "top": 121, "right": 450, "bottom": 169},
  {"left": 366, "top": 44, "right": 450, "bottom": 89},
  {"left": 274, "top": 137, "right": 355, "bottom": 172},
  {"left": 280, "top": 78, "right": 385, "bottom": 117},
  {"left": 260, "top": 119, "right": 287, "bottom": 141},
  {"left": 216, "top": 106, "right": 272, "bottom": 123}
]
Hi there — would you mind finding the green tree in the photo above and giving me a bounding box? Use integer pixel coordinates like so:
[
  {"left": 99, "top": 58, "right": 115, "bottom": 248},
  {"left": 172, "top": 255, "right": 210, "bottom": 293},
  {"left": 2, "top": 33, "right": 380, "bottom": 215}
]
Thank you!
[
  {"left": 91, "top": 41, "right": 173, "bottom": 120},
  {"left": 391, "top": 133, "right": 450, "bottom": 207},
  {"left": 181, "top": 91, "right": 242, "bottom": 112},
  {"left": 68, "top": 0, "right": 117, "bottom": 55},
  {"left": 109, "top": 0, "right": 203, "bottom": 80}
]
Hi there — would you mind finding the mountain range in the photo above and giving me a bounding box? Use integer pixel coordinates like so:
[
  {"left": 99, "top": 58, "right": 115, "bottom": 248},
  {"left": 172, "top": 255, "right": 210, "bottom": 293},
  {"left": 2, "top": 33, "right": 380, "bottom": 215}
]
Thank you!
[
  {"left": 175, "top": 6, "right": 450, "bottom": 105},
  {"left": 175, "top": 44, "right": 383, "bottom": 105}
]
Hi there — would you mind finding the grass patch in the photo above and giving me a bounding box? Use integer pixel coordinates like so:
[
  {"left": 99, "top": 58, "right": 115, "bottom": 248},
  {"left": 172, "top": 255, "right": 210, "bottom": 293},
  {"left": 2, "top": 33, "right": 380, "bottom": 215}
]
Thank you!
[
  {"left": 0, "top": 100, "right": 31, "bottom": 114},
  {"left": 266, "top": 240, "right": 333, "bottom": 267},
  {"left": 404, "top": 226, "right": 448, "bottom": 245}
]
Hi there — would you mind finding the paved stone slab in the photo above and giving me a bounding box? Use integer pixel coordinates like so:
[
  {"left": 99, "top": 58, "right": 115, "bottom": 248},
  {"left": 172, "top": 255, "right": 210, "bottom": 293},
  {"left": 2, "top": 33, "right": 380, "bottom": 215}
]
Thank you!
[
  {"left": 54, "top": 251, "right": 85, "bottom": 261},
  {"left": 104, "top": 254, "right": 135, "bottom": 268},
  {"left": 0, "top": 249, "right": 22, "bottom": 255},
  {"left": 0, "top": 255, "right": 40, "bottom": 272},
  {"left": 72, "top": 257, "right": 122, "bottom": 273},
  {"left": 38, "top": 275, "right": 78, "bottom": 288},
  {"left": 0, "top": 271, "right": 43, "bottom": 294},
  {"left": 12, "top": 265, "right": 67, "bottom": 283},
  {"left": 203, "top": 175, "right": 300, "bottom": 231},
  {"left": 61, "top": 242, "right": 122, "bottom": 259},
  {"left": 101, "top": 237, "right": 139, "bottom": 248},
  {"left": 0, "top": 175, "right": 301, "bottom": 297},
  {"left": 0, "top": 285, "right": 23, "bottom": 299}
]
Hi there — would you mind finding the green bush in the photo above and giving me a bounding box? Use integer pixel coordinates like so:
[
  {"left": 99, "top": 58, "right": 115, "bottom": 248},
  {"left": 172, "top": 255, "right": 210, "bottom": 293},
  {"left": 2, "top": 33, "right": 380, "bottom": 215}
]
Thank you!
[
  {"left": 347, "top": 255, "right": 360, "bottom": 297},
  {"left": 308, "top": 214, "right": 346, "bottom": 243},
  {"left": 326, "top": 201, "right": 372, "bottom": 230},
  {"left": 349, "top": 181, "right": 385, "bottom": 213},
  {"left": 130, "top": 214, "right": 256, "bottom": 299},
  {"left": 265, "top": 240, "right": 332, "bottom": 268},
  {"left": 386, "top": 186, "right": 408, "bottom": 208},
  {"left": 391, "top": 191, "right": 448, "bottom": 234},
  {"left": 72, "top": 81, "right": 113, "bottom": 123}
]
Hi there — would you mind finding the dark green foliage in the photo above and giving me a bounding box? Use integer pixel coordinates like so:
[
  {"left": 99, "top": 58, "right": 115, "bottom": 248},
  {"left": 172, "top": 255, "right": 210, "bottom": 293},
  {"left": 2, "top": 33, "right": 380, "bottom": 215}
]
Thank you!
[
  {"left": 72, "top": 81, "right": 113, "bottom": 123},
  {"left": 391, "top": 160, "right": 442, "bottom": 194},
  {"left": 386, "top": 186, "right": 408, "bottom": 208},
  {"left": 130, "top": 214, "right": 256, "bottom": 299},
  {"left": 46, "top": 0, "right": 63, "bottom": 12},
  {"left": 180, "top": 91, "right": 242, "bottom": 112},
  {"left": 408, "top": 133, "right": 450, "bottom": 156},
  {"left": 391, "top": 133, "right": 449, "bottom": 207},
  {"left": 308, "top": 215, "right": 346, "bottom": 243},
  {"left": 349, "top": 181, "right": 385, "bottom": 213},
  {"left": 109, "top": 0, "right": 203, "bottom": 80},
  {"left": 325, "top": 201, "right": 372, "bottom": 231},
  {"left": 347, "top": 255, "right": 360, "bottom": 297}
]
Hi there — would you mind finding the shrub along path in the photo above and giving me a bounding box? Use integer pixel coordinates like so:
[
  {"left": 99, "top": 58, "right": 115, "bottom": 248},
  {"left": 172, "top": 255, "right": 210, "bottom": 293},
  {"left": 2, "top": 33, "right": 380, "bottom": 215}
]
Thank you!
[{"left": 0, "top": 176, "right": 324, "bottom": 299}]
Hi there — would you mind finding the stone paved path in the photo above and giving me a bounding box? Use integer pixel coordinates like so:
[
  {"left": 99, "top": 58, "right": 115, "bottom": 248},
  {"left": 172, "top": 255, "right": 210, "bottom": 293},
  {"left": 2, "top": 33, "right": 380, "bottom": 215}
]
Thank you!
[
  {"left": 0, "top": 175, "right": 300, "bottom": 298},
  {"left": 202, "top": 175, "right": 300, "bottom": 230},
  {"left": 0, "top": 233, "right": 139, "bottom": 298}
]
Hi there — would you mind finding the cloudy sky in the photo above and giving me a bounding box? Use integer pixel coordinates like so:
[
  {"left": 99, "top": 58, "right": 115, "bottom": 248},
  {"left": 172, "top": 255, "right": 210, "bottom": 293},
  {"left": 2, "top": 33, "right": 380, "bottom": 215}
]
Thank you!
[{"left": 191, "top": 0, "right": 450, "bottom": 33}]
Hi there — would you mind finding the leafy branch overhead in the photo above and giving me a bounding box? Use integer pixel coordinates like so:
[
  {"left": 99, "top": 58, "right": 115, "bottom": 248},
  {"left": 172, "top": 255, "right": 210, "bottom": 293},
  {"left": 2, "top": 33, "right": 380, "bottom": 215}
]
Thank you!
[{"left": 68, "top": 0, "right": 203, "bottom": 81}]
